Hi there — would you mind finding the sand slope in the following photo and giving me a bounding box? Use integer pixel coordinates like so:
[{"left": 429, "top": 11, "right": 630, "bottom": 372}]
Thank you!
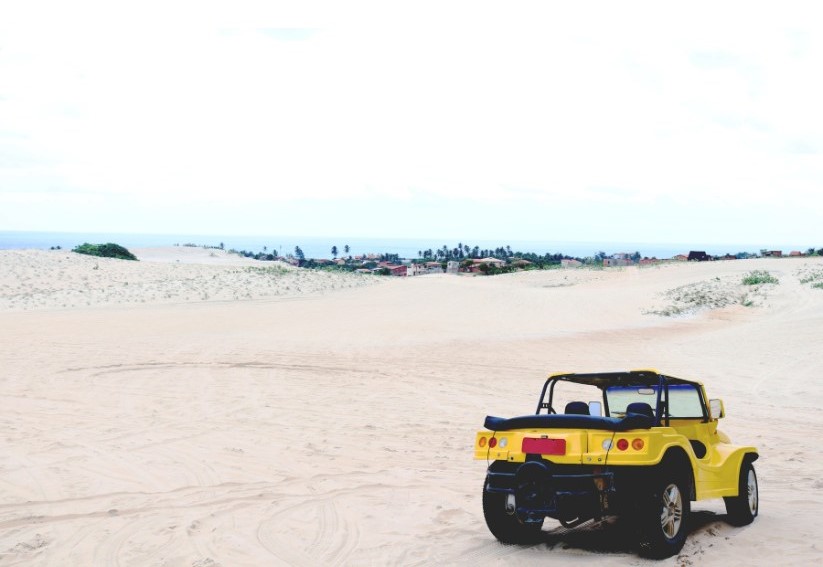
[
  {"left": 1, "top": 250, "right": 822, "bottom": 565},
  {"left": 0, "top": 248, "right": 377, "bottom": 311}
]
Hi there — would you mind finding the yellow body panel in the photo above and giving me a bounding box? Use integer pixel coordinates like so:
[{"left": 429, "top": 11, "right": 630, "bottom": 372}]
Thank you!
[{"left": 476, "top": 421, "right": 755, "bottom": 501}]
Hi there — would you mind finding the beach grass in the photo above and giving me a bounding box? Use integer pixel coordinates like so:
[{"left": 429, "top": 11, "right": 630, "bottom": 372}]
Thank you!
[{"left": 741, "top": 270, "right": 779, "bottom": 285}]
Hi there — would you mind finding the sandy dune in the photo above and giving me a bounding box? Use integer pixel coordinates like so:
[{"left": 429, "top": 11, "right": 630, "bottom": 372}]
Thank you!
[
  {"left": 1, "top": 249, "right": 822, "bottom": 565},
  {"left": 0, "top": 248, "right": 377, "bottom": 311}
]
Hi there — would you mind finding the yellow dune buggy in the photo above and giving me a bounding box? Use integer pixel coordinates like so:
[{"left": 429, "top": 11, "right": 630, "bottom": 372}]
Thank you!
[{"left": 474, "top": 370, "right": 758, "bottom": 558}]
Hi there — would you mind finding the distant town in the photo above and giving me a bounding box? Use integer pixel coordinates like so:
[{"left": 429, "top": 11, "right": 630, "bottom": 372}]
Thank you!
[{"left": 205, "top": 242, "right": 823, "bottom": 277}]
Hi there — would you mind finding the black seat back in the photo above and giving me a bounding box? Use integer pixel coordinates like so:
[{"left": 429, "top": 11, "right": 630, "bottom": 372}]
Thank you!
[
  {"left": 565, "top": 401, "right": 590, "bottom": 415},
  {"left": 625, "top": 402, "right": 654, "bottom": 418}
]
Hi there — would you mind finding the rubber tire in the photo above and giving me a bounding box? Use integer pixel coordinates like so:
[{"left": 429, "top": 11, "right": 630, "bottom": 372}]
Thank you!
[
  {"left": 637, "top": 475, "right": 691, "bottom": 559},
  {"left": 482, "top": 480, "right": 544, "bottom": 544},
  {"left": 724, "top": 460, "right": 758, "bottom": 526}
]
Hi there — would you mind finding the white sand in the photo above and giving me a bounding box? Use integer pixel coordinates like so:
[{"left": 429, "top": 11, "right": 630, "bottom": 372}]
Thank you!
[
  {"left": 1, "top": 249, "right": 822, "bottom": 565},
  {"left": 0, "top": 248, "right": 376, "bottom": 311}
]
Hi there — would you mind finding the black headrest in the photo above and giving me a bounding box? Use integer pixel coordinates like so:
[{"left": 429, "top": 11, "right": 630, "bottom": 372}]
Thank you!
[
  {"left": 564, "top": 401, "right": 590, "bottom": 415},
  {"left": 626, "top": 402, "right": 655, "bottom": 418}
]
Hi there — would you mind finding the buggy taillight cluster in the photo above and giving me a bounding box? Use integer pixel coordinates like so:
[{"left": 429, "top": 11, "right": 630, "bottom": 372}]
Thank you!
[
  {"left": 610, "top": 437, "right": 645, "bottom": 451},
  {"left": 478, "top": 435, "right": 508, "bottom": 449}
]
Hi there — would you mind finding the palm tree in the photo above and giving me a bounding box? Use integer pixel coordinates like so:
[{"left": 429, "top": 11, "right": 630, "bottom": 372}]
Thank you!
[
  {"left": 331, "top": 246, "right": 338, "bottom": 258},
  {"left": 344, "top": 244, "right": 350, "bottom": 255}
]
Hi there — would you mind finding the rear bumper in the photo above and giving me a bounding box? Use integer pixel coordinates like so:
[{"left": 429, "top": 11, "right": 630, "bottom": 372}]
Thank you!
[{"left": 485, "top": 460, "right": 615, "bottom": 524}]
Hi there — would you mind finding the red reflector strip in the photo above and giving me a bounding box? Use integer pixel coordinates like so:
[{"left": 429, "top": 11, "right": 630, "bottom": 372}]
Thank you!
[{"left": 521, "top": 438, "right": 566, "bottom": 455}]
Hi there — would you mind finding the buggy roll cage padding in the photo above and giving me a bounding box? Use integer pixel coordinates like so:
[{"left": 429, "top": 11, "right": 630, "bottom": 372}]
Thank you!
[{"left": 484, "top": 413, "right": 654, "bottom": 432}]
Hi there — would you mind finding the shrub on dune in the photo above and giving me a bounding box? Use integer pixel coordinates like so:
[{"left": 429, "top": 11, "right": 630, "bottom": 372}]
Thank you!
[
  {"left": 72, "top": 243, "right": 138, "bottom": 261},
  {"left": 741, "top": 270, "right": 778, "bottom": 285}
]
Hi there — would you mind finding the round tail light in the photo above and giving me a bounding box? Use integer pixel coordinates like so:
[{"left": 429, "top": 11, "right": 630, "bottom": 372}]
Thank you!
[
  {"left": 479, "top": 437, "right": 487, "bottom": 447},
  {"left": 616, "top": 438, "right": 629, "bottom": 451},
  {"left": 489, "top": 437, "right": 498, "bottom": 449},
  {"left": 632, "top": 438, "right": 645, "bottom": 450}
]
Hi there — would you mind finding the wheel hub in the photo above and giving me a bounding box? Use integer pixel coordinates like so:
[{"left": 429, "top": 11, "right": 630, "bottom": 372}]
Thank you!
[
  {"left": 747, "top": 470, "right": 758, "bottom": 514},
  {"left": 660, "top": 483, "right": 683, "bottom": 538}
]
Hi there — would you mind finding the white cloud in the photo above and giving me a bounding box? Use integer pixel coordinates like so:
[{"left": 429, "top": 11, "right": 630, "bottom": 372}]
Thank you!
[{"left": 2, "top": 1, "right": 822, "bottom": 240}]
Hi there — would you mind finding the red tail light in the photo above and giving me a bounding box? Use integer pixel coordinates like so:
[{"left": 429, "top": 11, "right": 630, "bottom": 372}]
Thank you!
[
  {"left": 489, "top": 437, "right": 498, "bottom": 449},
  {"left": 616, "top": 438, "right": 629, "bottom": 451}
]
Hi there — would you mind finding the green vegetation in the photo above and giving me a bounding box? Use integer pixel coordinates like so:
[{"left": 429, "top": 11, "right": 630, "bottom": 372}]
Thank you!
[
  {"left": 73, "top": 242, "right": 138, "bottom": 261},
  {"left": 797, "top": 267, "right": 823, "bottom": 289},
  {"left": 179, "top": 242, "right": 225, "bottom": 250},
  {"left": 243, "top": 266, "right": 289, "bottom": 276},
  {"left": 741, "top": 270, "right": 779, "bottom": 285},
  {"left": 798, "top": 271, "right": 823, "bottom": 284},
  {"left": 644, "top": 276, "right": 773, "bottom": 316},
  {"left": 215, "top": 239, "right": 823, "bottom": 279}
]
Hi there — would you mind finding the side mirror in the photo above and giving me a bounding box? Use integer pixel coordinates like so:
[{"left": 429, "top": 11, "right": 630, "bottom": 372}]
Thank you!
[
  {"left": 709, "top": 399, "right": 725, "bottom": 419},
  {"left": 588, "top": 401, "right": 602, "bottom": 417}
]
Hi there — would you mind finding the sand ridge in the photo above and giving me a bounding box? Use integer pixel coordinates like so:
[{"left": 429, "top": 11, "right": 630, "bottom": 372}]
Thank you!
[
  {"left": 0, "top": 248, "right": 380, "bottom": 311},
  {"left": 1, "top": 249, "right": 822, "bottom": 565}
]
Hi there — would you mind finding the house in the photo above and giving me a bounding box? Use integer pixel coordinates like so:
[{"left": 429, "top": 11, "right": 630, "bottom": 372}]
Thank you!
[
  {"left": 406, "top": 263, "right": 427, "bottom": 276},
  {"left": 639, "top": 257, "right": 659, "bottom": 265},
  {"left": 762, "top": 250, "right": 783, "bottom": 258},
  {"left": 446, "top": 261, "right": 460, "bottom": 274},
  {"left": 603, "top": 258, "right": 633, "bottom": 267},
  {"left": 465, "top": 257, "right": 508, "bottom": 273},
  {"left": 374, "top": 262, "right": 408, "bottom": 276},
  {"left": 374, "top": 264, "right": 407, "bottom": 276},
  {"left": 672, "top": 254, "right": 689, "bottom": 262},
  {"left": 475, "top": 257, "right": 506, "bottom": 268},
  {"left": 425, "top": 262, "right": 444, "bottom": 274},
  {"left": 789, "top": 251, "right": 803, "bottom": 257},
  {"left": 561, "top": 259, "right": 582, "bottom": 268},
  {"left": 688, "top": 251, "right": 711, "bottom": 262}
]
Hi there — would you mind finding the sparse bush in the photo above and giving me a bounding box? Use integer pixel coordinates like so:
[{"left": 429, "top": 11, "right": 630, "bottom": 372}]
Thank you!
[
  {"left": 742, "top": 270, "right": 778, "bottom": 285},
  {"left": 644, "top": 275, "right": 771, "bottom": 316},
  {"left": 244, "top": 266, "right": 289, "bottom": 276},
  {"left": 798, "top": 269, "right": 823, "bottom": 285},
  {"left": 72, "top": 242, "right": 138, "bottom": 261}
]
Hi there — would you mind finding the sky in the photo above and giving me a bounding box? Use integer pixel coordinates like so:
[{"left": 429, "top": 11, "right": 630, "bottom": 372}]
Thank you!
[{"left": 1, "top": 1, "right": 822, "bottom": 246}]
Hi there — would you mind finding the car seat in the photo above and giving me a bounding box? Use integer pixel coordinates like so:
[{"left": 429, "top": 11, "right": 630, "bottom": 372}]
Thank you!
[
  {"left": 625, "top": 402, "right": 655, "bottom": 418},
  {"left": 564, "top": 401, "right": 590, "bottom": 415}
]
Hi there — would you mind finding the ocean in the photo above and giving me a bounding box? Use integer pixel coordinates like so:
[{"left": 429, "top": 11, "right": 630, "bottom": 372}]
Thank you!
[{"left": 0, "top": 231, "right": 807, "bottom": 261}]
